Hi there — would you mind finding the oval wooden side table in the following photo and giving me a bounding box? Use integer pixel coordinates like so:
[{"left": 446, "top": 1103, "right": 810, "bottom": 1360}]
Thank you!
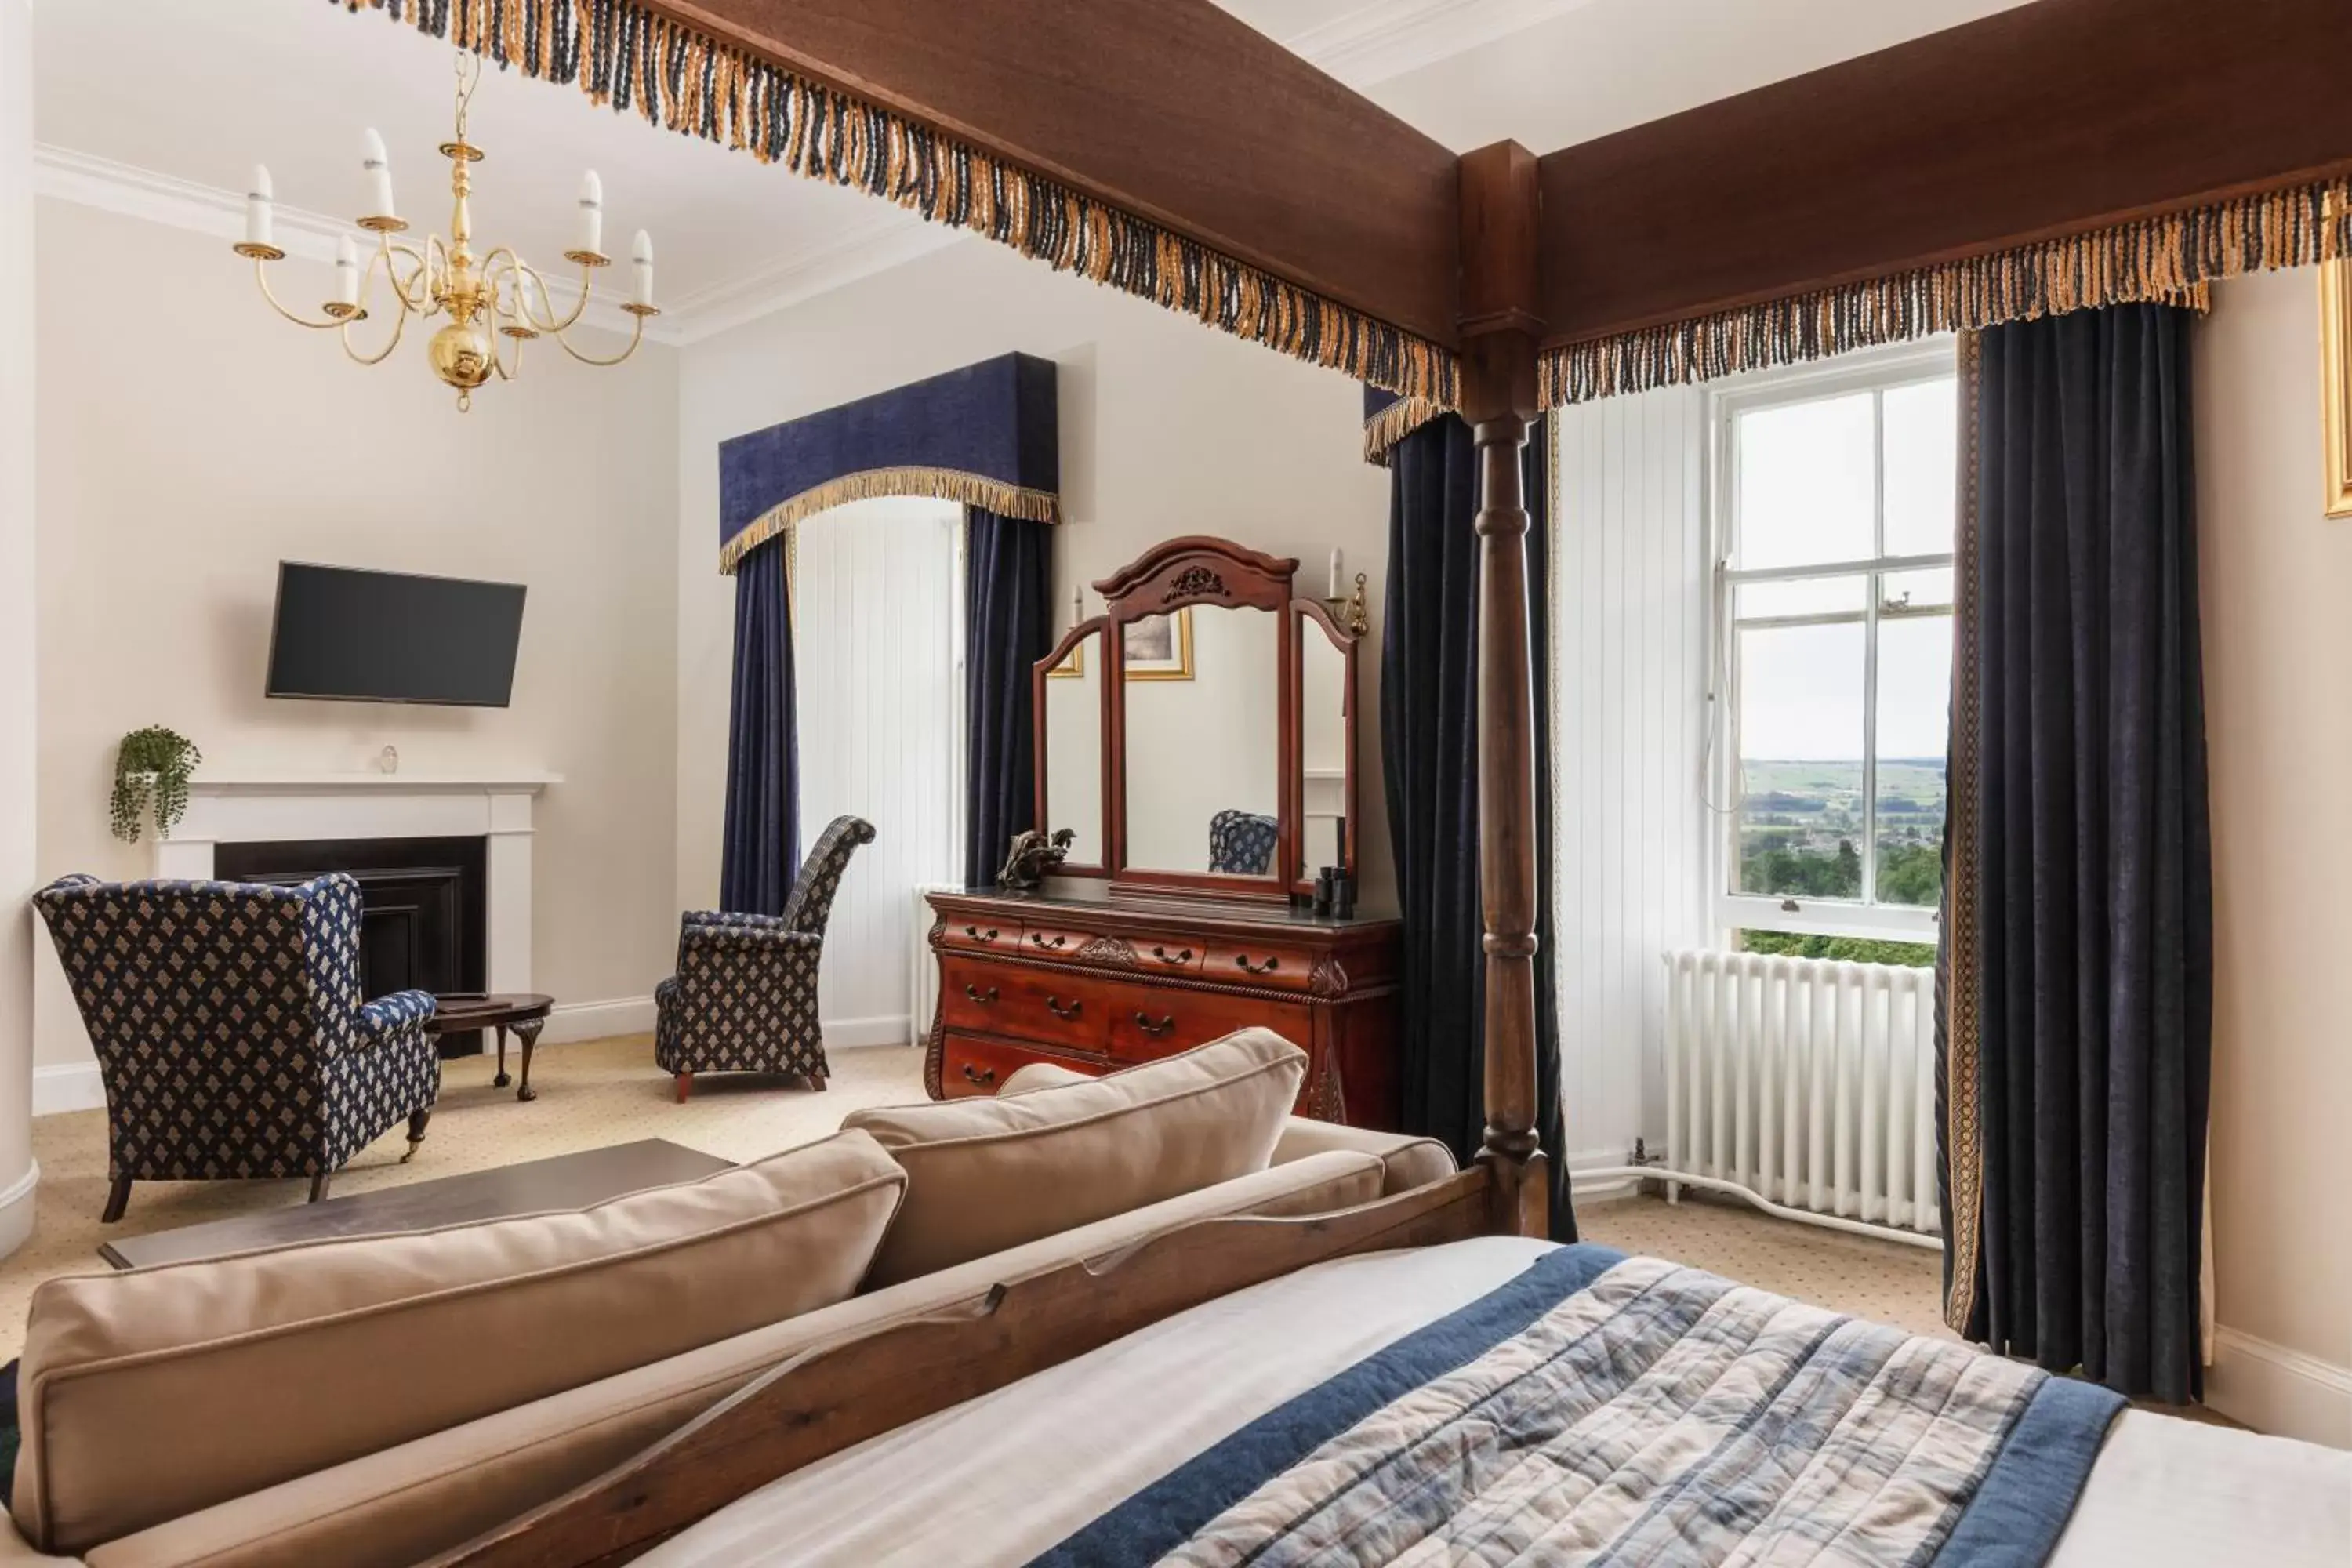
[{"left": 430, "top": 992, "right": 556, "bottom": 1102}]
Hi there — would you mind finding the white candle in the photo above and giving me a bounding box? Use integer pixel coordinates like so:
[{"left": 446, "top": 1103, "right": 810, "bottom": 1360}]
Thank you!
[
  {"left": 245, "top": 164, "right": 274, "bottom": 248},
  {"left": 631, "top": 229, "right": 655, "bottom": 307},
  {"left": 1328, "top": 547, "right": 1343, "bottom": 600},
  {"left": 334, "top": 236, "right": 360, "bottom": 307},
  {"left": 575, "top": 170, "right": 604, "bottom": 256},
  {"left": 361, "top": 129, "right": 396, "bottom": 221}
]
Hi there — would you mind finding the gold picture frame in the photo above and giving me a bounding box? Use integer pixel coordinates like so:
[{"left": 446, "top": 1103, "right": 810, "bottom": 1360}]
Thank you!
[
  {"left": 1122, "top": 608, "right": 1194, "bottom": 681},
  {"left": 2325, "top": 251, "right": 2352, "bottom": 517},
  {"left": 1045, "top": 641, "right": 1085, "bottom": 679}
]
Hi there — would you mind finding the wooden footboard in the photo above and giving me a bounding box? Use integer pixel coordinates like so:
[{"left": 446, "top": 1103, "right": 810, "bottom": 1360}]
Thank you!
[{"left": 423, "top": 1166, "right": 1503, "bottom": 1568}]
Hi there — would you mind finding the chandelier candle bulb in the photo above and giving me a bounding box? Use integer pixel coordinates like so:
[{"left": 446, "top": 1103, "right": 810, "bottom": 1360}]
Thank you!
[
  {"left": 575, "top": 171, "right": 603, "bottom": 259},
  {"left": 333, "top": 237, "right": 360, "bottom": 308},
  {"left": 361, "top": 129, "right": 396, "bottom": 221},
  {"left": 244, "top": 165, "right": 274, "bottom": 249},
  {"left": 631, "top": 230, "right": 655, "bottom": 307},
  {"left": 1328, "top": 548, "right": 1343, "bottom": 601}
]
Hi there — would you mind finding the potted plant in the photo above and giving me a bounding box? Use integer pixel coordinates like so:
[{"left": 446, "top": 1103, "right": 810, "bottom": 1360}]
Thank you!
[{"left": 110, "top": 727, "right": 202, "bottom": 844}]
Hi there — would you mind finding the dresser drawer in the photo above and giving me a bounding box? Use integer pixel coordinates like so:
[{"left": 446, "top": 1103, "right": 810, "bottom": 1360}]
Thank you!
[
  {"left": 938, "top": 915, "right": 1014, "bottom": 955},
  {"left": 938, "top": 1033, "right": 1107, "bottom": 1097},
  {"left": 1105, "top": 985, "right": 1315, "bottom": 1063},
  {"left": 938, "top": 957, "right": 1112, "bottom": 1051},
  {"left": 1131, "top": 935, "right": 1203, "bottom": 976},
  {"left": 1201, "top": 937, "right": 1320, "bottom": 992}
]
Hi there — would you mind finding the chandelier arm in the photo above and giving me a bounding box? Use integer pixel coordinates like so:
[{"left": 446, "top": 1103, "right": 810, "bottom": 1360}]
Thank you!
[
  {"left": 516, "top": 260, "right": 593, "bottom": 335},
  {"left": 550, "top": 307, "right": 647, "bottom": 368},
  {"left": 384, "top": 235, "right": 435, "bottom": 314},
  {"left": 339, "top": 292, "right": 412, "bottom": 367},
  {"left": 252, "top": 257, "right": 347, "bottom": 330},
  {"left": 492, "top": 322, "right": 524, "bottom": 383}
]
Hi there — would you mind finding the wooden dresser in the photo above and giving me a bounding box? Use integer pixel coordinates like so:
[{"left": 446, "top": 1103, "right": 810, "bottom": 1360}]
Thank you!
[{"left": 923, "top": 884, "right": 1402, "bottom": 1128}]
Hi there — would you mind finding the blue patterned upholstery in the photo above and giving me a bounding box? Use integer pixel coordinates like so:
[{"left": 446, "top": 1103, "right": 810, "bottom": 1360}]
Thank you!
[
  {"left": 655, "top": 815, "right": 875, "bottom": 1083},
  {"left": 33, "top": 874, "right": 441, "bottom": 1203},
  {"left": 1208, "top": 809, "right": 1279, "bottom": 876}
]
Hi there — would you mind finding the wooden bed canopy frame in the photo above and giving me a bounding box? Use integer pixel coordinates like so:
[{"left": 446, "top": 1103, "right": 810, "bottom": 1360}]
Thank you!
[{"left": 390, "top": 1, "right": 2350, "bottom": 1560}]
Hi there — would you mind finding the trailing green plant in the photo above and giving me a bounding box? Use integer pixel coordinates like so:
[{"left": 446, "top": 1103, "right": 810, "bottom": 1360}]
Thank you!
[{"left": 110, "top": 727, "right": 202, "bottom": 844}]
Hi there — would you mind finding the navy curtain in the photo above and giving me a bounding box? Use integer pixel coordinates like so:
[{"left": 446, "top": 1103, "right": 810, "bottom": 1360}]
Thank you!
[
  {"left": 964, "top": 506, "right": 1054, "bottom": 886},
  {"left": 719, "top": 539, "right": 801, "bottom": 915},
  {"left": 1941, "top": 303, "right": 2212, "bottom": 1402},
  {"left": 1382, "top": 415, "right": 1574, "bottom": 1243}
]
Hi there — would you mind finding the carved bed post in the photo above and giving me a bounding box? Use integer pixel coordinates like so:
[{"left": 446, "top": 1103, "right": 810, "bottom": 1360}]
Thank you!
[{"left": 1459, "top": 143, "right": 1551, "bottom": 1240}]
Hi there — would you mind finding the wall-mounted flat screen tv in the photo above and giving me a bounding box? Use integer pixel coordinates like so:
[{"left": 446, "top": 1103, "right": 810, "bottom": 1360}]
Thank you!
[{"left": 266, "top": 563, "right": 528, "bottom": 707}]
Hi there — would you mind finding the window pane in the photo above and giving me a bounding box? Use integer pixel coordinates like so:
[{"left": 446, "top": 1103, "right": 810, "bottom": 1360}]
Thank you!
[
  {"left": 1738, "top": 930, "right": 1936, "bottom": 968},
  {"left": 1736, "top": 622, "right": 1864, "bottom": 900},
  {"left": 1874, "top": 615, "right": 1953, "bottom": 907},
  {"left": 1734, "top": 575, "right": 1866, "bottom": 622},
  {"left": 1735, "top": 393, "right": 1874, "bottom": 569},
  {"left": 1883, "top": 378, "right": 1958, "bottom": 557},
  {"left": 1880, "top": 567, "right": 1954, "bottom": 614}
]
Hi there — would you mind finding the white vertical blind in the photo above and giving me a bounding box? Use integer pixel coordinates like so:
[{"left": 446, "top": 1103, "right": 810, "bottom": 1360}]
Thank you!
[
  {"left": 793, "top": 496, "right": 963, "bottom": 1047},
  {"left": 1550, "top": 387, "right": 1711, "bottom": 1166}
]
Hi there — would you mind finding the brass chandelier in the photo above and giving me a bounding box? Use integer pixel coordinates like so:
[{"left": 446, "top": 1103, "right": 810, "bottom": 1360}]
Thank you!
[{"left": 234, "top": 49, "right": 658, "bottom": 412}]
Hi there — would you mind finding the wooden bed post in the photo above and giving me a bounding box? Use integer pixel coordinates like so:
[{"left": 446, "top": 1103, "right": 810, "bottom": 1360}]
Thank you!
[{"left": 1458, "top": 143, "right": 1551, "bottom": 1241}]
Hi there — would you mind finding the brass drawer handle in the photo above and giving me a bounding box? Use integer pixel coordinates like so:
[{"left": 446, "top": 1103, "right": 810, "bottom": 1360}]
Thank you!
[
  {"left": 1234, "top": 954, "right": 1282, "bottom": 976},
  {"left": 962, "top": 925, "right": 1000, "bottom": 944},
  {"left": 1045, "top": 995, "right": 1082, "bottom": 1020},
  {"left": 1029, "top": 932, "right": 1068, "bottom": 951},
  {"left": 1134, "top": 1011, "right": 1175, "bottom": 1038},
  {"left": 1152, "top": 945, "right": 1194, "bottom": 965},
  {"left": 963, "top": 983, "right": 1000, "bottom": 1004},
  {"left": 960, "top": 1062, "right": 996, "bottom": 1087}
]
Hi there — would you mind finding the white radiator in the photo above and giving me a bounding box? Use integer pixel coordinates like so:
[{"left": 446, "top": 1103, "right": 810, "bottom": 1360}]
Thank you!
[
  {"left": 908, "top": 883, "right": 960, "bottom": 1049},
  {"left": 1661, "top": 949, "right": 1940, "bottom": 1241}
]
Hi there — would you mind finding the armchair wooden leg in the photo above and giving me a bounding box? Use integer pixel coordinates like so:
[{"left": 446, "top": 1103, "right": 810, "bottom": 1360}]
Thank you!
[
  {"left": 674, "top": 1072, "right": 693, "bottom": 1104},
  {"left": 402, "top": 1109, "right": 433, "bottom": 1163},
  {"left": 309, "top": 1172, "right": 333, "bottom": 1203},
  {"left": 808, "top": 1071, "right": 829, "bottom": 1093},
  {"left": 100, "top": 1177, "right": 132, "bottom": 1225}
]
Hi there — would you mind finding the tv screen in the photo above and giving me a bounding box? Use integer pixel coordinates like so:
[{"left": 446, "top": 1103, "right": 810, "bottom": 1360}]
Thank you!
[{"left": 266, "top": 563, "right": 527, "bottom": 707}]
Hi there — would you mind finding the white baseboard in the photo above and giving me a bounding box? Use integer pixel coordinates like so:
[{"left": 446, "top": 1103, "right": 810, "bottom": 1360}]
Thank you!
[
  {"left": 33, "top": 1062, "right": 103, "bottom": 1117},
  {"left": 1566, "top": 1147, "right": 1646, "bottom": 1203},
  {"left": 824, "top": 1014, "right": 916, "bottom": 1050},
  {"left": 2209, "top": 1326, "right": 2352, "bottom": 1449},
  {"left": 536, "top": 996, "right": 658, "bottom": 1046}
]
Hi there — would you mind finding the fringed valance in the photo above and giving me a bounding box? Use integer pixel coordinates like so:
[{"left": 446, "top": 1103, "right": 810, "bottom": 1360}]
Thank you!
[
  {"left": 1361, "top": 387, "right": 1447, "bottom": 468},
  {"left": 332, "top": 0, "right": 1457, "bottom": 407},
  {"left": 719, "top": 352, "right": 1058, "bottom": 574},
  {"left": 1541, "top": 176, "right": 2352, "bottom": 408}
]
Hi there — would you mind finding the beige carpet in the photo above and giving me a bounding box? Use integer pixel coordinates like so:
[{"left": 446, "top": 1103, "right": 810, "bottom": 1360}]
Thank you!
[{"left": 0, "top": 1036, "right": 1951, "bottom": 1363}]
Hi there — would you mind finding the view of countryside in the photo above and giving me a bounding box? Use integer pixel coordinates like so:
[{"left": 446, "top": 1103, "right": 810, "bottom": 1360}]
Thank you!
[{"left": 1738, "top": 757, "right": 1944, "bottom": 967}]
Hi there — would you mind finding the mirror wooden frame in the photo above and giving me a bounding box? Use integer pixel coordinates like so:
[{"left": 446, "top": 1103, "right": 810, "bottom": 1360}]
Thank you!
[{"left": 1031, "top": 535, "right": 1361, "bottom": 903}]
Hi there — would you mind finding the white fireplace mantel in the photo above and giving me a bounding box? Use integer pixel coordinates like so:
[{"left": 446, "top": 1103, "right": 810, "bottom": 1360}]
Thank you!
[{"left": 151, "top": 770, "right": 561, "bottom": 996}]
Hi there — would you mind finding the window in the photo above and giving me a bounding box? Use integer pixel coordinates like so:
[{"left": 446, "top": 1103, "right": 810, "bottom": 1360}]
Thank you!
[{"left": 1710, "top": 347, "right": 1955, "bottom": 947}]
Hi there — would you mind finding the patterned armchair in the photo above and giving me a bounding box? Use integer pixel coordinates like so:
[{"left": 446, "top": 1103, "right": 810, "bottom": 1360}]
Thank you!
[
  {"left": 655, "top": 815, "right": 876, "bottom": 1101},
  {"left": 1208, "top": 809, "right": 1280, "bottom": 875},
  {"left": 33, "top": 873, "right": 441, "bottom": 1221}
]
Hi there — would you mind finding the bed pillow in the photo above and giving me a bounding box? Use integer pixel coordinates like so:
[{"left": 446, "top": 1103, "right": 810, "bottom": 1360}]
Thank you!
[
  {"left": 13, "top": 1130, "right": 906, "bottom": 1555},
  {"left": 844, "top": 1029, "right": 1307, "bottom": 1287}
]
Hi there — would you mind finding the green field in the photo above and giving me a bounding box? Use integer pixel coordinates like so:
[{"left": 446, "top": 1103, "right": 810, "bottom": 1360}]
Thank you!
[{"left": 1738, "top": 758, "right": 1944, "bottom": 908}]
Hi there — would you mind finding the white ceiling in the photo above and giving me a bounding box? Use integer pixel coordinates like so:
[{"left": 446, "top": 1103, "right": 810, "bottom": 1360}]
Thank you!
[{"left": 31, "top": 0, "right": 2038, "bottom": 340}]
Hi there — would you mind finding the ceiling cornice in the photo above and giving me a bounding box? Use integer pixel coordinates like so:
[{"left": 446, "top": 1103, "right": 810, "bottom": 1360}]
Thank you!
[
  {"left": 1282, "top": 0, "right": 1598, "bottom": 88},
  {"left": 657, "top": 217, "right": 964, "bottom": 346}
]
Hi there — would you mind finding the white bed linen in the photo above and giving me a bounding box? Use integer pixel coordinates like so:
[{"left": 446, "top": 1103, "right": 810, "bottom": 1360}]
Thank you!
[{"left": 644, "top": 1238, "right": 2351, "bottom": 1567}]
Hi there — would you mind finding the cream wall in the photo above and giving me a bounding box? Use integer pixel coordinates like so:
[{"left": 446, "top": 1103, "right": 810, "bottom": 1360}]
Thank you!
[
  {"left": 32, "top": 200, "right": 681, "bottom": 1072},
  {"left": 674, "top": 238, "right": 1392, "bottom": 919},
  {"left": 2194, "top": 268, "right": 2352, "bottom": 1445}
]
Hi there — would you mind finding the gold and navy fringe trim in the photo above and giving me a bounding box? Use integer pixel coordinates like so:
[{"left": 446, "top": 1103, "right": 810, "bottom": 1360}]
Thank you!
[
  {"left": 1541, "top": 177, "right": 2352, "bottom": 407},
  {"left": 335, "top": 0, "right": 1457, "bottom": 407},
  {"left": 720, "top": 468, "right": 1058, "bottom": 575},
  {"left": 1362, "top": 396, "right": 1446, "bottom": 467}
]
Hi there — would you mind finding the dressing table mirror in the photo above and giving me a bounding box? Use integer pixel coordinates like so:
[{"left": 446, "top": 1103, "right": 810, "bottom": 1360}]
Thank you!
[{"left": 933, "top": 535, "right": 1394, "bottom": 1126}]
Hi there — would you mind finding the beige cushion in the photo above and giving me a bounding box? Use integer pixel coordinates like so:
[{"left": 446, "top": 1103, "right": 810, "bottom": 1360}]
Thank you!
[
  {"left": 1006, "top": 1058, "right": 1457, "bottom": 1198},
  {"left": 16, "top": 1131, "right": 906, "bottom": 1555},
  {"left": 83, "top": 1151, "right": 1385, "bottom": 1568},
  {"left": 843, "top": 1029, "right": 1307, "bottom": 1288}
]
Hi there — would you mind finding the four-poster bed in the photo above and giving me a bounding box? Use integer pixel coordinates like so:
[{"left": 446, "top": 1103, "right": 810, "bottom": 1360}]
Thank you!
[{"left": 300, "top": 0, "right": 2352, "bottom": 1562}]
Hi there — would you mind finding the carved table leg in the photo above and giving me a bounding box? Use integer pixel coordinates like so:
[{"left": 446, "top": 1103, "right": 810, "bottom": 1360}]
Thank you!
[
  {"left": 514, "top": 1018, "right": 543, "bottom": 1102},
  {"left": 492, "top": 1024, "right": 512, "bottom": 1089}
]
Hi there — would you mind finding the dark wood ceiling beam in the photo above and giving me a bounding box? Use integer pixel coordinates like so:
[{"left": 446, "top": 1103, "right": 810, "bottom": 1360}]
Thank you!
[
  {"left": 656, "top": 0, "right": 1465, "bottom": 347},
  {"left": 1536, "top": 0, "right": 2352, "bottom": 350}
]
